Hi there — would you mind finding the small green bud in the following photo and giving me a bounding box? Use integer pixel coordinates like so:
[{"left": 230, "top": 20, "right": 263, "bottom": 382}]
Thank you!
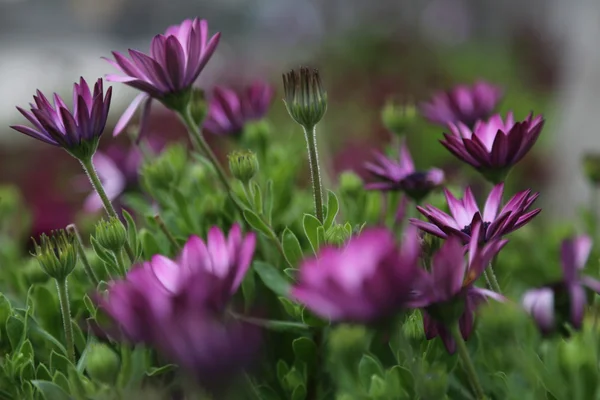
[
  {"left": 244, "top": 120, "right": 271, "bottom": 143},
  {"left": 189, "top": 88, "right": 207, "bottom": 127},
  {"left": 325, "top": 224, "right": 352, "bottom": 247},
  {"left": 32, "top": 230, "right": 77, "bottom": 281},
  {"left": 381, "top": 99, "right": 417, "bottom": 136},
  {"left": 282, "top": 67, "right": 327, "bottom": 130},
  {"left": 338, "top": 171, "right": 363, "bottom": 195},
  {"left": 558, "top": 337, "right": 595, "bottom": 376},
  {"left": 94, "top": 217, "right": 127, "bottom": 253},
  {"left": 85, "top": 343, "right": 121, "bottom": 385},
  {"left": 583, "top": 153, "right": 600, "bottom": 186},
  {"left": 228, "top": 150, "right": 259, "bottom": 184},
  {"left": 141, "top": 144, "right": 188, "bottom": 193}
]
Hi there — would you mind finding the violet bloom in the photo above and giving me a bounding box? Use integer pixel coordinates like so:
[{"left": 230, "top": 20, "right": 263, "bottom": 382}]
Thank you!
[
  {"left": 365, "top": 139, "right": 444, "bottom": 201},
  {"left": 411, "top": 183, "right": 540, "bottom": 244},
  {"left": 413, "top": 221, "right": 507, "bottom": 353},
  {"left": 420, "top": 80, "right": 502, "bottom": 128},
  {"left": 522, "top": 236, "right": 600, "bottom": 335},
  {"left": 441, "top": 112, "right": 545, "bottom": 183},
  {"left": 291, "top": 227, "right": 422, "bottom": 322},
  {"left": 203, "top": 81, "right": 274, "bottom": 136},
  {"left": 11, "top": 77, "right": 112, "bottom": 160}
]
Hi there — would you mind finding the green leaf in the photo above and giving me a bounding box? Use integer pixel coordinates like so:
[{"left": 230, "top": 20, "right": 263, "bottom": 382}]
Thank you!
[
  {"left": 31, "top": 380, "right": 72, "bottom": 400},
  {"left": 257, "top": 320, "right": 311, "bottom": 333},
  {"left": 50, "top": 351, "right": 72, "bottom": 375},
  {"left": 292, "top": 337, "right": 317, "bottom": 370},
  {"left": 126, "top": 345, "right": 150, "bottom": 387},
  {"left": 122, "top": 209, "right": 141, "bottom": 259},
  {"left": 291, "top": 384, "right": 307, "bottom": 400},
  {"left": 53, "top": 371, "right": 71, "bottom": 393},
  {"left": 368, "top": 375, "right": 387, "bottom": 397},
  {"left": 172, "top": 188, "right": 198, "bottom": 232},
  {"left": 67, "top": 365, "right": 87, "bottom": 399},
  {"left": 36, "top": 364, "right": 53, "bottom": 381},
  {"left": 302, "top": 214, "right": 322, "bottom": 254},
  {"left": 276, "top": 360, "right": 290, "bottom": 384},
  {"left": 282, "top": 228, "right": 303, "bottom": 267},
  {"left": 316, "top": 226, "right": 325, "bottom": 249},
  {"left": 6, "top": 315, "right": 24, "bottom": 351},
  {"left": 358, "top": 355, "right": 384, "bottom": 390},
  {"left": 146, "top": 364, "right": 177, "bottom": 377},
  {"left": 20, "top": 339, "right": 34, "bottom": 359},
  {"left": 117, "top": 344, "right": 132, "bottom": 388},
  {"left": 252, "top": 181, "right": 263, "bottom": 214},
  {"left": 90, "top": 236, "right": 117, "bottom": 266},
  {"left": 265, "top": 179, "right": 274, "bottom": 225},
  {"left": 241, "top": 269, "right": 256, "bottom": 312},
  {"left": 301, "top": 307, "right": 328, "bottom": 328},
  {"left": 283, "top": 268, "right": 298, "bottom": 280},
  {"left": 278, "top": 297, "right": 299, "bottom": 318},
  {"left": 83, "top": 295, "right": 96, "bottom": 318},
  {"left": 20, "top": 360, "right": 35, "bottom": 381},
  {"left": 26, "top": 315, "right": 68, "bottom": 356},
  {"left": 243, "top": 209, "right": 273, "bottom": 238},
  {"left": 257, "top": 386, "right": 280, "bottom": 400},
  {"left": 323, "top": 190, "right": 340, "bottom": 231},
  {"left": 71, "top": 320, "right": 87, "bottom": 355},
  {"left": 253, "top": 261, "right": 290, "bottom": 297},
  {"left": 0, "top": 294, "right": 12, "bottom": 328},
  {"left": 140, "top": 229, "right": 162, "bottom": 259},
  {"left": 283, "top": 368, "right": 305, "bottom": 392},
  {"left": 386, "top": 365, "right": 413, "bottom": 397}
]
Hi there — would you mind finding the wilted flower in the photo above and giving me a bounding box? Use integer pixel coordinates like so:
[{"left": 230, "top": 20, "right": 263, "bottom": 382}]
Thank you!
[
  {"left": 522, "top": 235, "right": 600, "bottom": 335},
  {"left": 411, "top": 183, "right": 540, "bottom": 244},
  {"left": 291, "top": 227, "right": 422, "bottom": 322},
  {"left": 11, "top": 77, "right": 112, "bottom": 160},
  {"left": 365, "top": 139, "right": 444, "bottom": 202},
  {"left": 282, "top": 67, "right": 327, "bottom": 130},
  {"left": 420, "top": 81, "right": 502, "bottom": 128},
  {"left": 441, "top": 112, "right": 545, "bottom": 183},
  {"left": 203, "top": 82, "right": 274, "bottom": 136}
]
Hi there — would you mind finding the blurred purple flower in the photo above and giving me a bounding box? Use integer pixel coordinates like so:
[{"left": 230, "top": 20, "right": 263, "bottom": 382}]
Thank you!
[
  {"left": 522, "top": 235, "right": 600, "bottom": 334},
  {"left": 291, "top": 227, "right": 422, "bottom": 322},
  {"left": 203, "top": 82, "right": 274, "bottom": 136},
  {"left": 11, "top": 77, "right": 112, "bottom": 159},
  {"left": 411, "top": 183, "right": 540, "bottom": 244},
  {"left": 365, "top": 139, "right": 444, "bottom": 201},
  {"left": 420, "top": 81, "right": 502, "bottom": 128},
  {"left": 413, "top": 221, "right": 507, "bottom": 353},
  {"left": 441, "top": 112, "right": 545, "bottom": 183}
]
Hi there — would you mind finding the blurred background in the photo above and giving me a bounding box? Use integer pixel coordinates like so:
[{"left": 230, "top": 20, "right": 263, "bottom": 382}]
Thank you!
[{"left": 0, "top": 0, "right": 595, "bottom": 239}]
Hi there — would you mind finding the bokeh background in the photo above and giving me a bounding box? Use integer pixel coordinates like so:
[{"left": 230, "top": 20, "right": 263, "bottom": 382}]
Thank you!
[{"left": 0, "top": 0, "right": 595, "bottom": 239}]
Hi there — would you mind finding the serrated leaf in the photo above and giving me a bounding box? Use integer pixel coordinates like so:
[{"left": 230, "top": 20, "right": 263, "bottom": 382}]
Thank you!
[
  {"left": 53, "top": 371, "right": 70, "bottom": 393},
  {"left": 358, "top": 355, "right": 384, "bottom": 390},
  {"left": 122, "top": 209, "right": 141, "bottom": 259},
  {"left": 20, "top": 360, "right": 35, "bottom": 381},
  {"left": 243, "top": 209, "right": 273, "bottom": 238},
  {"left": 253, "top": 261, "right": 290, "bottom": 297},
  {"left": 302, "top": 214, "right": 322, "bottom": 254},
  {"left": 291, "top": 384, "right": 307, "bottom": 400},
  {"left": 293, "top": 337, "right": 317, "bottom": 370},
  {"left": 50, "top": 351, "right": 72, "bottom": 375},
  {"left": 36, "top": 364, "right": 52, "bottom": 381},
  {"left": 146, "top": 364, "right": 177, "bottom": 377},
  {"left": 31, "top": 380, "right": 72, "bottom": 400},
  {"left": 323, "top": 190, "right": 340, "bottom": 231},
  {"left": 20, "top": 339, "right": 34, "bottom": 359},
  {"left": 252, "top": 181, "right": 263, "bottom": 214},
  {"left": 282, "top": 228, "right": 303, "bottom": 267}
]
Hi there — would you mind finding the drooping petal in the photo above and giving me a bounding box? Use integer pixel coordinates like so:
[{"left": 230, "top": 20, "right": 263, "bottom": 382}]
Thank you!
[
  {"left": 560, "top": 235, "right": 592, "bottom": 283},
  {"left": 522, "top": 288, "right": 555, "bottom": 334}
]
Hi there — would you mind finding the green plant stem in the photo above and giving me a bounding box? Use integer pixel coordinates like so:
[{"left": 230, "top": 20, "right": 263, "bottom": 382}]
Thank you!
[
  {"left": 450, "top": 324, "right": 485, "bottom": 400},
  {"left": 80, "top": 157, "right": 135, "bottom": 264},
  {"left": 55, "top": 278, "right": 75, "bottom": 363},
  {"left": 115, "top": 250, "right": 128, "bottom": 276},
  {"left": 303, "top": 126, "right": 324, "bottom": 222},
  {"left": 155, "top": 214, "right": 181, "bottom": 252},
  {"left": 66, "top": 224, "right": 99, "bottom": 287},
  {"left": 307, "top": 330, "right": 323, "bottom": 400},
  {"left": 487, "top": 257, "right": 502, "bottom": 294}
]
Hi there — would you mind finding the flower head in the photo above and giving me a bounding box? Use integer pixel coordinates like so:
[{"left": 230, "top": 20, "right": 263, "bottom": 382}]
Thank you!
[
  {"left": 291, "top": 227, "right": 422, "bottom": 322},
  {"left": 420, "top": 80, "right": 502, "bottom": 128},
  {"left": 441, "top": 112, "right": 545, "bottom": 183},
  {"left": 411, "top": 183, "right": 540, "bottom": 244},
  {"left": 203, "top": 82, "right": 274, "bottom": 136},
  {"left": 11, "top": 77, "right": 111, "bottom": 160},
  {"left": 365, "top": 139, "right": 444, "bottom": 201},
  {"left": 522, "top": 235, "right": 600, "bottom": 335},
  {"left": 228, "top": 150, "right": 259, "bottom": 184},
  {"left": 282, "top": 67, "right": 327, "bottom": 130},
  {"left": 32, "top": 230, "right": 78, "bottom": 281}
]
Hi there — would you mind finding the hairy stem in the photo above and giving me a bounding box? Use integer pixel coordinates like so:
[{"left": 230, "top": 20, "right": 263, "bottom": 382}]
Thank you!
[
  {"left": 303, "top": 126, "right": 324, "bottom": 222},
  {"left": 66, "top": 224, "right": 99, "bottom": 287},
  {"left": 56, "top": 278, "right": 75, "bottom": 363},
  {"left": 155, "top": 214, "right": 181, "bottom": 252},
  {"left": 450, "top": 323, "right": 485, "bottom": 399}
]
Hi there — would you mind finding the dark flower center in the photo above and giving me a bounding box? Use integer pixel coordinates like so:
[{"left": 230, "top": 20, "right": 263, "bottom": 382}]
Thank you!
[
  {"left": 402, "top": 171, "right": 430, "bottom": 190},
  {"left": 461, "top": 221, "right": 491, "bottom": 237}
]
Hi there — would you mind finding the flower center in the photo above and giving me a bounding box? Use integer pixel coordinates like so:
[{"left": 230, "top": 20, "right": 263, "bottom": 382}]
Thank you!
[
  {"left": 402, "top": 171, "right": 429, "bottom": 189},
  {"left": 461, "top": 221, "right": 491, "bottom": 237}
]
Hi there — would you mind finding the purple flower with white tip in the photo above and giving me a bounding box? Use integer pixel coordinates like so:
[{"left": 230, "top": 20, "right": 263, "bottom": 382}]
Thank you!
[
  {"left": 522, "top": 235, "right": 600, "bottom": 335},
  {"left": 365, "top": 139, "right": 444, "bottom": 201},
  {"left": 291, "top": 227, "right": 422, "bottom": 322},
  {"left": 420, "top": 80, "right": 503, "bottom": 128},
  {"left": 411, "top": 183, "right": 540, "bottom": 244},
  {"left": 441, "top": 112, "right": 545, "bottom": 183},
  {"left": 203, "top": 81, "right": 274, "bottom": 136},
  {"left": 11, "top": 77, "right": 112, "bottom": 160}
]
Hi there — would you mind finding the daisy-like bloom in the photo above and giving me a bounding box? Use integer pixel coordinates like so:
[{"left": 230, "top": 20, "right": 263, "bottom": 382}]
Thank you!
[
  {"left": 412, "top": 221, "right": 508, "bottom": 353},
  {"left": 11, "top": 77, "right": 112, "bottom": 160},
  {"left": 365, "top": 139, "right": 444, "bottom": 202},
  {"left": 203, "top": 81, "right": 274, "bottom": 136},
  {"left": 106, "top": 18, "right": 220, "bottom": 135},
  {"left": 522, "top": 236, "right": 600, "bottom": 335},
  {"left": 441, "top": 112, "right": 545, "bottom": 183},
  {"left": 420, "top": 80, "right": 502, "bottom": 128},
  {"left": 291, "top": 227, "right": 422, "bottom": 322},
  {"left": 411, "top": 183, "right": 540, "bottom": 244}
]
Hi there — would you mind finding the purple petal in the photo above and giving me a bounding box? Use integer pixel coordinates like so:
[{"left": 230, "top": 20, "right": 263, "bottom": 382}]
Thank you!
[
  {"left": 113, "top": 93, "right": 148, "bottom": 137},
  {"left": 561, "top": 235, "right": 592, "bottom": 282},
  {"left": 568, "top": 284, "right": 586, "bottom": 329},
  {"left": 482, "top": 183, "right": 504, "bottom": 222},
  {"left": 522, "top": 288, "right": 555, "bottom": 334},
  {"left": 409, "top": 219, "right": 448, "bottom": 239},
  {"left": 431, "top": 237, "right": 466, "bottom": 300}
]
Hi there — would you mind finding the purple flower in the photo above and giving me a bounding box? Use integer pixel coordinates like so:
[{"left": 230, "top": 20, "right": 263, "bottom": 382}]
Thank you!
[
  {"left": 365, "top": 139, "right": 444, "bottom": 201},
  {"left": 420, "top": 80, "right": 503, "bottom": 128},
  {"left": 11, "top": 77, "right": 112, "bottom": 160},
  {"left": 522, "top": 235, "right": 600, "bottom": 334},
  {"left": 441, "top": 112, "right": 545, "bottom": 183},
  {"left": 411, "top": 183, "right": 540, "bottom": 244},
  {"left": 203, "top": 81, "right": 274, "bottom": 136},
  {"left": 291, "top": 227, "right": 422, "bottom": 322},
  {"left": 413, "top": 221, "right": 507, "bottom": 353}
]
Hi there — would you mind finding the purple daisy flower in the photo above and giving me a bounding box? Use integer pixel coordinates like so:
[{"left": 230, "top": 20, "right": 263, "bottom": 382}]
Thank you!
[
  {"left": 441, "top": 111, "right": 545, "bottom": 183},
  {"left": 203, "top": 81, "right": 274, "bottom": 136},
  {"left": 11, "top": 77, "right": 112, "bottom": 160},
  {"left": 291, "top": 227, "right": 422, "bottom": 322},
  {"left": 411, "top": 183, "right": 540, "bottom": 244},
  {"left": 365, "top": 139, "right": 444, "bottom": 201},
  {"left": 420, "top": 80, "right": 503, "bottom": 128},
  {"left": 412, "top": 220, "right": 507, "bottom": 353},
  {"left": 522, "top": 235, "right": 600, "bottom": 335}
]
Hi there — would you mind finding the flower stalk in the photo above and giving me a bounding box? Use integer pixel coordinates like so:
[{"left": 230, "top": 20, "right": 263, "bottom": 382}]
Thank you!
[
  {"left": 56, "top": 278, "right": 75, "bottom": 363},
  {"left": 450, "top": 323, "right": 485, "bottom": 399},
  {"left": 304, "top": 126, "right": 324, "bottom": 222},
  {"left": 66, "top": 224, "right": 100, "bottom": 287}
]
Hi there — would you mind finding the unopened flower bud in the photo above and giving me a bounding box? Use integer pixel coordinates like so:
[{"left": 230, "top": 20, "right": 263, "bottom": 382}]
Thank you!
[
  {"left": 338, "top": 171, "right": 363, "bottom": 195},
  {"left": 94, "top": 217, "right": 127, "bottom": 253},
  {"left": 32, "top": 230, "right": 77, "bottom": 281},
  {"left": 141, "top": 144, "right": 187, "bottom": 193},
  {"left": 583, "top": 153, "right": 600, "bottom": 186},
  {"left": 85, "top": 343, "right": 121, "bottom": 385},
  {"left": 282, "top": 67, "right": 327, "bottom": 130},
  {"left": 228, "top": 150, "right": 259, "bottom": 184},
  {"left": 381, "top": 99, "right": 417, "bottom": 136},
  {"left": 325, "top": 224, "right": 352, "bottom": 247},
  {"left": 190, "top": 88, "right": 207, "bottom": 127}
]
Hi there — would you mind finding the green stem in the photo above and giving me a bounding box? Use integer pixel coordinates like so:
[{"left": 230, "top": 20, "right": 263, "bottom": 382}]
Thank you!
[
  {"left": 592, "top": 186, "right": 599, "bottom": 242},
  {"left": 55, "top": 278, "right": 75, "bottom": 363},
  {"left": 66, "top": 224, "right": 99, "bottom": 287},
  {"left": 80, "top": 157, "right": 135, "bottom": 264},
  {"left": 115, "top": 250, "right": 128, "bottom": 276},
  {"left": 450, "top": 323, "right": 485, "bottom": 399},
  {"left": 155, "top": 214, "right": 181, "bottom": 252},
  {"left": 303, "top": 126, "right": 324, "bottom": 222},
  {"left": 487, "top": 257, "right": 502, "bottom": 294}
]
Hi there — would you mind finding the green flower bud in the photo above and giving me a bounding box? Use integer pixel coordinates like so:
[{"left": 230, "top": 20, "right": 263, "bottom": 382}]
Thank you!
[
  {"left": 282, "top": 67, "right": 327, "bottom": 130},
  {"left": 381, "top": 99, "right": 417, "bottom": 136},
  {"left": 338, "top": 171, "right": 363, "bottom": 195},
  {"left": 228, "top": 150, "right": 259, "bottom": 184},
  {"left": 189, "top": 88, "right": 207, "bottom": 127},
  {"left": 32, "top": 230, "right": 77, "bottom": 281},
  {"left": 325, "top": 224, "right": 352, "bottom": 247},
  {"left": 85, "top": 343, "right": 121, "bottom": 385},
  {"left": 141, "top": 144, "right": 188, "bottom": 193},
  {"left": 94, "top": 217, "right": 127, "bottom": 253},
  {"left": 244, "top": 120, "right": 271, "bottom": 143},
  {"left": 583, "top": 153, "right": 600, "bottom": 186},
  {"left": 558, "top": 336, "right": 596, "bottom": 377}
]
